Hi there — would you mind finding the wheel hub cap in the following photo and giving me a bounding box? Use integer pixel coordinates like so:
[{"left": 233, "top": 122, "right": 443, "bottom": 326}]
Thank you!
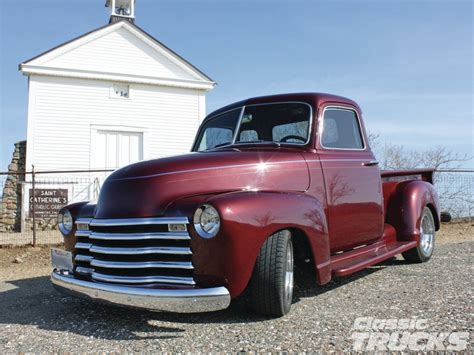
[
  {"left": 420, "top": 213, "right": 435, "bottom": 256},
  {"left": 285, "top": 243, "right": 294, "bottom": 305}
]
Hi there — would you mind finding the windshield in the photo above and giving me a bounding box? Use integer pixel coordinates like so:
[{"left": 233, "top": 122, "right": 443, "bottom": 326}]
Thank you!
[{"left": 194, "top": 102, "right": 311, "bottom": 151}]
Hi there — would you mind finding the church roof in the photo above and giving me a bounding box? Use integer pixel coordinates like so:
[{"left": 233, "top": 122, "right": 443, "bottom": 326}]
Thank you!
[{"left": 20, "top": 20, "right": 215, "bottom": 91}]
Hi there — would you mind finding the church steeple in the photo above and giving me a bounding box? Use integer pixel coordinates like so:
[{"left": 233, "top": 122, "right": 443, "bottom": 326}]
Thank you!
[{"left": 105, "top": 0, "right": 135, "bottom": 24}]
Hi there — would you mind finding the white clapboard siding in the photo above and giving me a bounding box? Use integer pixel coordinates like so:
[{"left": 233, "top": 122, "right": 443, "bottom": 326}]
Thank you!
[
  {"left": 26, "top": 75, "right": 203, "bottom": 173},
  {"left": 46, "top": 27, "right": 196, "bottom": 82},
  {"left": 20, "top": 20, "right": 213, "bottom": 213}
]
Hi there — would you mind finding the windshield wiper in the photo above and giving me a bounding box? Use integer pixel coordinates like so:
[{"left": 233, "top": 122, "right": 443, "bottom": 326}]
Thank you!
[
  {"left": 204, "top": 140, "right": 281, "bottom": 152},
  {"left": 203, "top": 142, "right": 233, "bottom": 151},
  {"left": 214, "top": 142, "right": 233, "bottom": 148},
  {"left": 233, "top": 140, "right": 281, "bottom": 147}
]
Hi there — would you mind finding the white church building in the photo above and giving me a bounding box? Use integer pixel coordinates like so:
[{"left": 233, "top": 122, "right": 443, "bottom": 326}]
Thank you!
[{"left": 19, "top": 0, "right": 215, "bottom": 200}]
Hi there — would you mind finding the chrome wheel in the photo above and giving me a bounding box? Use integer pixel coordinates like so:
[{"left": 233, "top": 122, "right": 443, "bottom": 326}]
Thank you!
[
  {"left": 420, "top": 211, "right": 435, "bottom": 257},
  {"left": 284, "top": 241, "right": 294, "bottom": 305},
  {"left": 250, "top": 230, "right": 294, "bottom": 316},
  {"left": 403, "top": 207, "right": 436, "bottom": 263}
]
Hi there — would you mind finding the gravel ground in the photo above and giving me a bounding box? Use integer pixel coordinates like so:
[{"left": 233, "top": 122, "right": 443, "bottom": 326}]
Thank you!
[{"left": 0, "top": 223, "right": 472, "bottom": 352}]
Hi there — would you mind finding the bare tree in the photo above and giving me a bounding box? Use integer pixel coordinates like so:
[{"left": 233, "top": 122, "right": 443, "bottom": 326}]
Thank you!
[
  {"left": 414, "top": 146, "right": 472, "bottom": 170},
  {"left": 366, "top": 131, "right": 381, "bottom": 152},
  {"left": 367, "top": 131, "right": 473, "bottom": 219},
  {"left": 367, "top": 131, "right": 471, "bottom": 170}
]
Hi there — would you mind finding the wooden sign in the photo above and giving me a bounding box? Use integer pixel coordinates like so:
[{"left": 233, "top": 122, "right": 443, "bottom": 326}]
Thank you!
[{"left": 29, "top": 189, "right": 68, "bottom": 218}]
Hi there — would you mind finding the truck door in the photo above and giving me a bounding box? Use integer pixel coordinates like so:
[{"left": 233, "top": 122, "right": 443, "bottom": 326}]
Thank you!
[{"left": 317, "top": 106, "right": 384, "bottom": 253}]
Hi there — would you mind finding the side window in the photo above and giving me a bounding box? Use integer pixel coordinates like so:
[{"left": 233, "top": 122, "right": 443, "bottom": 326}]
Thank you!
[{"left": 321, "top": 108, "right": 364, "bottom": 149}]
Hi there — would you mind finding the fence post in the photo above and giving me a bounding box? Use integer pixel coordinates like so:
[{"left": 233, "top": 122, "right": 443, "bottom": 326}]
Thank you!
[{"left": 31, "top": 165, "right": 37, "bottom": 246}]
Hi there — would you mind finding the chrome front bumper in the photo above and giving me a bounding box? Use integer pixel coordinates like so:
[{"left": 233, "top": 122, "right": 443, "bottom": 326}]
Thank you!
[{"left": 51, "top": 271, "right": 231, "bottom": 313}]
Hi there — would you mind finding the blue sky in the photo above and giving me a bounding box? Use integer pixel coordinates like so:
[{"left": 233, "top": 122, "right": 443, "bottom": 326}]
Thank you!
[{"left": 1, "top": 0, "right": 472, "bottom": 171}]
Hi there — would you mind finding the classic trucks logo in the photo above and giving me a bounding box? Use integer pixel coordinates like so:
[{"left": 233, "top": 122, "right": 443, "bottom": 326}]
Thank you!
[{"left": 351, "top": 317, "right": 469, "bottom": 351}]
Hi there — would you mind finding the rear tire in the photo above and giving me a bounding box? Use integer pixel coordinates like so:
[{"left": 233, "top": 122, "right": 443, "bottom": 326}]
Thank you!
[
  {"left": 403, "top": 207, "right": 436, "bottom": 263},
  {"left": 249, "top": 230, "right": 294, "bottom": 317}
]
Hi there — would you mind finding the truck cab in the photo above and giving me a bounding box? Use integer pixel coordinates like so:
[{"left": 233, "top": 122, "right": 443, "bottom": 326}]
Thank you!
[{"left": 52, "top": 93, "right": 440, "bottom": 317}]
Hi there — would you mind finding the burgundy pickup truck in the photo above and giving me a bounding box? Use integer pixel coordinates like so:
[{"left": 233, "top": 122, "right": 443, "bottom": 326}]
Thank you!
[{"left": 52, "top": 93, "right": 439, "bottom": 317}]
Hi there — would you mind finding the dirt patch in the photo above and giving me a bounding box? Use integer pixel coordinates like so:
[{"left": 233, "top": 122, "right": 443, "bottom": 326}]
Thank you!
[
  {"left": 0, "top": 245, "right": 54, "bottom": 281},
  {"left": 437, "top": 221, "right": 473, "bottom": 245},
  {"left": 0, "top": 223, "right": 471, "bottom": 281}
]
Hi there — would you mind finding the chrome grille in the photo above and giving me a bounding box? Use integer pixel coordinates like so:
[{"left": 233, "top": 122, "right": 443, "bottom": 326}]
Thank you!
[{"left": 73, "top": 217, "right": 195, "bottom": 286}]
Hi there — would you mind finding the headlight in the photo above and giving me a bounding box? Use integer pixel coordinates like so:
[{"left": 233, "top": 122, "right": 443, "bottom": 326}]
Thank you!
[
  {"left": 58, "top": 209, "right": 74, "bottom": 235},
  {"left": 193, "top": 204, "right": 220, "bottom": 238}
]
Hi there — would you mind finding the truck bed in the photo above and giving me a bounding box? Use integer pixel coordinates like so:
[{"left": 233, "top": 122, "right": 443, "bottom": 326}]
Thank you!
[
  {"left": 381, "top": 168, "right": 438, "bottom": 231},
  {"left": 381, "top": 168, "right": 435, "bottom": 183}
]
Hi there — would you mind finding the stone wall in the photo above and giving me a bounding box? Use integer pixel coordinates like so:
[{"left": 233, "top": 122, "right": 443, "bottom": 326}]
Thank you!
[{"left": 0, "top": 141, "right": 26, "bottom": 232}]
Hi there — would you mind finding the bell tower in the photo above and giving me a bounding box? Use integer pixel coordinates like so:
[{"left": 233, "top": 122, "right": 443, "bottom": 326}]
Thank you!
[{"left": 105, "top": 0, "right": 135, "bottom": 24}]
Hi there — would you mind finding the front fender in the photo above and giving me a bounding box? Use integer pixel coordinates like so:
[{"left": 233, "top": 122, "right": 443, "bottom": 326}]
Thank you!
[
  {"left": 386, "top": 180, "right": 440, "bottom": 242},
  {"left": 167, "top": 191, "right": 330, "bottom": 298},
  {"left": 61, "top": 202, "right": 96, "bottom": 252}
]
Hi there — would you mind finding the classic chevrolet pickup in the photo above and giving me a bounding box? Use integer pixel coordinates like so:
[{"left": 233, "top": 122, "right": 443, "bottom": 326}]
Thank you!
[{"left": 52, "top": 93, "right": 440, "bottom": 316}]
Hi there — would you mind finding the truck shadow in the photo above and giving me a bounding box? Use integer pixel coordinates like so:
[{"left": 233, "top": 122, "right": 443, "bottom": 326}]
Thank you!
[
  {"left": 0, "top": 259, "right": 400, "bottom": 339},
  {"left": 293, "top": 256, "right": 404, "bottom": 299},
  {"left": 0, "top": 276, "right": 185, "bottom": 341}
]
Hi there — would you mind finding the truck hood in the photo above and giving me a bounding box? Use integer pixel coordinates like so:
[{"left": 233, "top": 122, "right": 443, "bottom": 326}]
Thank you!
[{"left": 95, "top": 150, "right": 310, "bottom": 218}]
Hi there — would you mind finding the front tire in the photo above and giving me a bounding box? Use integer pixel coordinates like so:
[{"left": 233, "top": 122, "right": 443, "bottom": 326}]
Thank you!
[
  {"left": 249, "top": 230, "right": 294, "bottom": 317},
  {"left": 403, "top": 207, "right": 436, "bottom": 263}
]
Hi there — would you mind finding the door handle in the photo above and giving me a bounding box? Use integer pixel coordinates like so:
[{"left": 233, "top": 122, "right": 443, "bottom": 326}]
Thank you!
[{"left": 362, "top": 160, "right": 379, "bottom": 167}]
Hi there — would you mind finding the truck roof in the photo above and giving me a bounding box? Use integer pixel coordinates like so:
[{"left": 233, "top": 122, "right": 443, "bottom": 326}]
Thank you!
[{"left": 206, "top": 92, "right": 361, "bottom": 120}]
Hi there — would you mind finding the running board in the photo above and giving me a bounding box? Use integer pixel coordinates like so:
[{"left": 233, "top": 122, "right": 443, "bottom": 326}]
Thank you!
[{"left": 330, "top": 240, "right": 417, "bottom": 277}]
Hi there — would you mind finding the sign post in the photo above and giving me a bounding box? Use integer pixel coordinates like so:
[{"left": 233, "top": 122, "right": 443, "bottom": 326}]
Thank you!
[
  {"left": 29, "top": 177, "right": 68, "bottom": 246},
  {"left": 31, "top": 166, "right": 36, "bottom": 246}
]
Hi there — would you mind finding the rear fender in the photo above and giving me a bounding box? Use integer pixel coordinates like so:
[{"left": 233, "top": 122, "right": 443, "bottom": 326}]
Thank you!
[
  {"left": 385, "top": 180, "right": 440, "bottom": 242},
  {"left": 182, "top": 191, "right": 330, "bottom": 298}
]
